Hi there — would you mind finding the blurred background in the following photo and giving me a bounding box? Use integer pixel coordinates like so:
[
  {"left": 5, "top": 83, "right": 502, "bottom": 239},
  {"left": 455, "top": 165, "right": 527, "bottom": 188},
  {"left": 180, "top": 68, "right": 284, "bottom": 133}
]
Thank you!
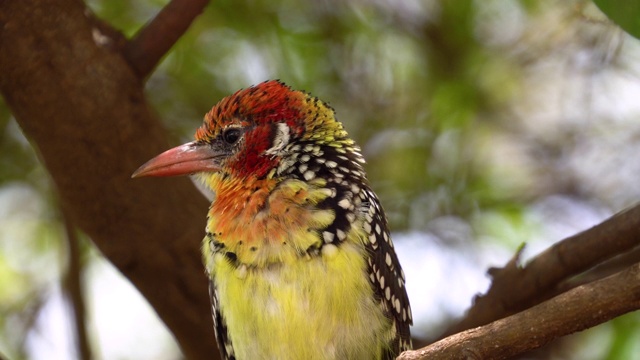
[{"left": 1, "top": 0, "right": 640, "bottom": 359}]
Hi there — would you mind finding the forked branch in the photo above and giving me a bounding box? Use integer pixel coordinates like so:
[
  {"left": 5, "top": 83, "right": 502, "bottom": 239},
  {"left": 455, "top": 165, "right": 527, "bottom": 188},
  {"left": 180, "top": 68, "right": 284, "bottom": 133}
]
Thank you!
[
  {"left": 444, "top": 203, "right": 640, "bottom": 337},
  {"left": 400, "top": 262, "right": 640, "bottom": 360},
  {"left": 125, "top": 0, "right": 210, "bottom": 78}
]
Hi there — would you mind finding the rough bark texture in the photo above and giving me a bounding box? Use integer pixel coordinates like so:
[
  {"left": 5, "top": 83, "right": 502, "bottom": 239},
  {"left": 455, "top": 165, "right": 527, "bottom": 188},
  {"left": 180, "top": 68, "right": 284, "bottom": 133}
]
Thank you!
[
  {"left": 400, "top": 263, "right": 640, "bottom": 360},
  {"left": 443, "top": 204, "right": 640, "bottom": 338},
  {"left": 0, "top": 0, "right": 217, "bottom": 358}
]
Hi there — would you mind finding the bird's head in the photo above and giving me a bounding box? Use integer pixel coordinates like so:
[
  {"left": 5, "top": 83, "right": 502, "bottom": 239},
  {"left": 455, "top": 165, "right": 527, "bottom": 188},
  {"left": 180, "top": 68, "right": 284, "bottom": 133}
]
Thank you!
[{"left": 132, "top": 80, "right": 354, "bottom": 186}]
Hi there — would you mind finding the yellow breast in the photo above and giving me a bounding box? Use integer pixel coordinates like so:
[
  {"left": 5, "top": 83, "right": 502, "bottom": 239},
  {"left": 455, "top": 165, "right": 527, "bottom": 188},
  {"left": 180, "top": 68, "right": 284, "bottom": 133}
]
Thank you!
[{"left": 201, "top": 176, "right": 394, "bottom": 359}]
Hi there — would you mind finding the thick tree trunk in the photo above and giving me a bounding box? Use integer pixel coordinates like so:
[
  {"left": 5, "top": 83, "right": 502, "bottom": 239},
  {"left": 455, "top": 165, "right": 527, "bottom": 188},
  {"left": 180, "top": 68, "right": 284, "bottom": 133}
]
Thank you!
[{"left": 0, "top": 0, "right": 217, "bottom": 358}]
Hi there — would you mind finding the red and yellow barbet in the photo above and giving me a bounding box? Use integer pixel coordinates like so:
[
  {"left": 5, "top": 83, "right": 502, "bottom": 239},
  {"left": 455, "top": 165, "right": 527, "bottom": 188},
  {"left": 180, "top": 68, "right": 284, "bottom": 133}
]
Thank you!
[{"left": 133, "top": 80, "right": 412, "bottom": 360}]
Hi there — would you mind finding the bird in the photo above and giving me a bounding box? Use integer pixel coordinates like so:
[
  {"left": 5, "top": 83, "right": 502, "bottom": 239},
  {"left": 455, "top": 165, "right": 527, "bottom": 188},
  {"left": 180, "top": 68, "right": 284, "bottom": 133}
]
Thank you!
[{"left": 132, "top": 80, "right": 412, "bottom": 360}]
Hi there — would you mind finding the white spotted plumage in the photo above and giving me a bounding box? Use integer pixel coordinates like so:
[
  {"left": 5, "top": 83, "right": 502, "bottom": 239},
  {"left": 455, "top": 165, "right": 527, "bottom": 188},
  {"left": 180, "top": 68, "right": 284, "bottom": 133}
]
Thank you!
[
  {"left": 192, "top": 81, "right": 412, "bottom": 360},
  {"left": 270, "top": 128, "right": 413, "bottom": 357}
]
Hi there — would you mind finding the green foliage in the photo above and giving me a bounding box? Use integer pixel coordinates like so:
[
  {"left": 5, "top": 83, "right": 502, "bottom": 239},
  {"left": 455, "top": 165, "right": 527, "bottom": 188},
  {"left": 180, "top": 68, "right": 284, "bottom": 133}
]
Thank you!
[
  {"left": 594, "top": 0, "right": 640, "bottom": 39},
  {"left": 0, "top": 100, "right": 39, "bottom": 185},
  {"left": 606, "top": 312, "right": 640, "bottom": 359}
]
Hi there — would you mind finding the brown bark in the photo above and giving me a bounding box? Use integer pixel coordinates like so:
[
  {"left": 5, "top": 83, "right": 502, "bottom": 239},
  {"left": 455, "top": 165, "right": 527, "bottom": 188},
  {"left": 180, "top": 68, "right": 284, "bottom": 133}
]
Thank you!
[
  {"left": 0, "top": 0, "right": 217, "bottom": 358},
  {"left": 125, "top": 0, "right": 210, "bottom": 78},
  {"left": 443, "top": 204, "right": 640, "bottom": 338},
  {"left": 400, "top": 263, "right": 640, "bottom": 360},
  {"left": 61, "top": 208, "right": 91, "bottom": 360}
]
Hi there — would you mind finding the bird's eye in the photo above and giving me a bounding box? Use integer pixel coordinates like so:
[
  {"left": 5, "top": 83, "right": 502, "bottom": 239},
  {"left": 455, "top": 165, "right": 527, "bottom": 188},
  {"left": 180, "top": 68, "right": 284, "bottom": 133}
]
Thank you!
[{"left": 222, "top": 128, "right": 242, "bottom": 145}]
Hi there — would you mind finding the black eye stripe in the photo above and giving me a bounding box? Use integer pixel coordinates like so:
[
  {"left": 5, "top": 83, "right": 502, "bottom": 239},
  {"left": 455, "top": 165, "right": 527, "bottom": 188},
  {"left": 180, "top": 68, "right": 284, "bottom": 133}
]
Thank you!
[{"left": 222, "top": 128, "right": 242, "bottom": 145}]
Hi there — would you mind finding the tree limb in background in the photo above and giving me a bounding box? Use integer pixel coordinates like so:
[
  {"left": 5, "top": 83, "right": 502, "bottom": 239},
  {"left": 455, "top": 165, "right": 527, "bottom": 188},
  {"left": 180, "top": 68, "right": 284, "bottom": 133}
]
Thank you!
[
  {"left": 558, "top": 244, "right": 640, "bottom": 291},
  {"left": 61, "top": 206, "right": 92, "bottom": 360},
  {"left": 125, "top": 0, "right": 210, "bottom": 78},
  {"left": 400, "top": 262, "right": 640, "bottom": 360},
  {"left": 443, "top": 203, "right": 640, "bottom": 337}
]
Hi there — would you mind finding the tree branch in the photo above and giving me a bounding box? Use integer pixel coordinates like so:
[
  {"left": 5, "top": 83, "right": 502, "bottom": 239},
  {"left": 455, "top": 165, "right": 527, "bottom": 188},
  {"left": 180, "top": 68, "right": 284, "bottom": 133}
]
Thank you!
[
  {"left": 61, "top": 206, "right": 92, "bottom": 360},
  {"left": 556, "top": 244, "right": 640, "bottom": 293},
  {"left": 400, "top": 262, "right": 640, "bottom": 360},
  {"left": 124, "top": 0, "right": 210, "bottom": 78},
  {"left": 444, "top": 203, "right": 640, "bottom": 337},
  {"left": 0, "top": 0, "right": 217, "bottom": 358}
]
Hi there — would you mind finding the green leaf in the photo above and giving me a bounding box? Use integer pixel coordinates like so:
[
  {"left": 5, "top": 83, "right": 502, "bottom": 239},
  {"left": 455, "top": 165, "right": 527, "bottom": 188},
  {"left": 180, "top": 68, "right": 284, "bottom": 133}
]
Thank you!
[{"left": 594, "top": 0, "right": 640, "bottom": 39}]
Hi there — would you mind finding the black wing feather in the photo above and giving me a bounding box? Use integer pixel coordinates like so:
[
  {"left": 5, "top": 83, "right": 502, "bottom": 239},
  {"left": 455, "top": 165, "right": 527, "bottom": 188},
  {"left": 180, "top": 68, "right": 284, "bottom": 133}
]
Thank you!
[{"left": 209, "top": 279, "right": 235, "bottom": 360}]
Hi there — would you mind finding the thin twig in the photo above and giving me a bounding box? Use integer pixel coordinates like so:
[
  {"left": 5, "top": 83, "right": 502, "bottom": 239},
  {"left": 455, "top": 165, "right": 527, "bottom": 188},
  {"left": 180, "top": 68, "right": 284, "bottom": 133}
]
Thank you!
[
  {"left": 61, "top": 207, "right": 92, "bottom": 360},
  {"left": 124, "top": 0, "right": 210, "bottom": 78}
]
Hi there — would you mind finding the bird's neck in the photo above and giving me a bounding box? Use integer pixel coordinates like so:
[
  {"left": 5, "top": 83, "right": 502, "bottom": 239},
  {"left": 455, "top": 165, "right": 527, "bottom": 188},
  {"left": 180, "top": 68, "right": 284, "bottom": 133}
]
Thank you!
[
  {"left": 203, "top": 173, "right": 335, "bottom": 268},
  {"left": 206, "top": 173, "right": 277, "bottom": 229}
]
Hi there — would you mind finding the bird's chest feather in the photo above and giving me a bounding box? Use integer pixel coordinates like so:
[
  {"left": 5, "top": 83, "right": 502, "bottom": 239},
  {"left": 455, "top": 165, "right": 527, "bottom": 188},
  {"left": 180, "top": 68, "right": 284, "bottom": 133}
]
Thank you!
[
  {"left": 205, "top": 177, "right": 336, "bottom": 267},
  {"left": 208, "top": 231, "right": 389, "bottom": 360},
  {"left": 202, "top": 177, "right": 392, "bottom": 359}
]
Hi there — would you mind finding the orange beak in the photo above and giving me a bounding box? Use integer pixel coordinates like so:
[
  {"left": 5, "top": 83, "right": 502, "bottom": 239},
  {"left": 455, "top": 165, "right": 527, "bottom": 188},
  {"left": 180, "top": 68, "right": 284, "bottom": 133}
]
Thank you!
[{"left": 132, "top": 141, "right": 224, "bottom": 178}]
